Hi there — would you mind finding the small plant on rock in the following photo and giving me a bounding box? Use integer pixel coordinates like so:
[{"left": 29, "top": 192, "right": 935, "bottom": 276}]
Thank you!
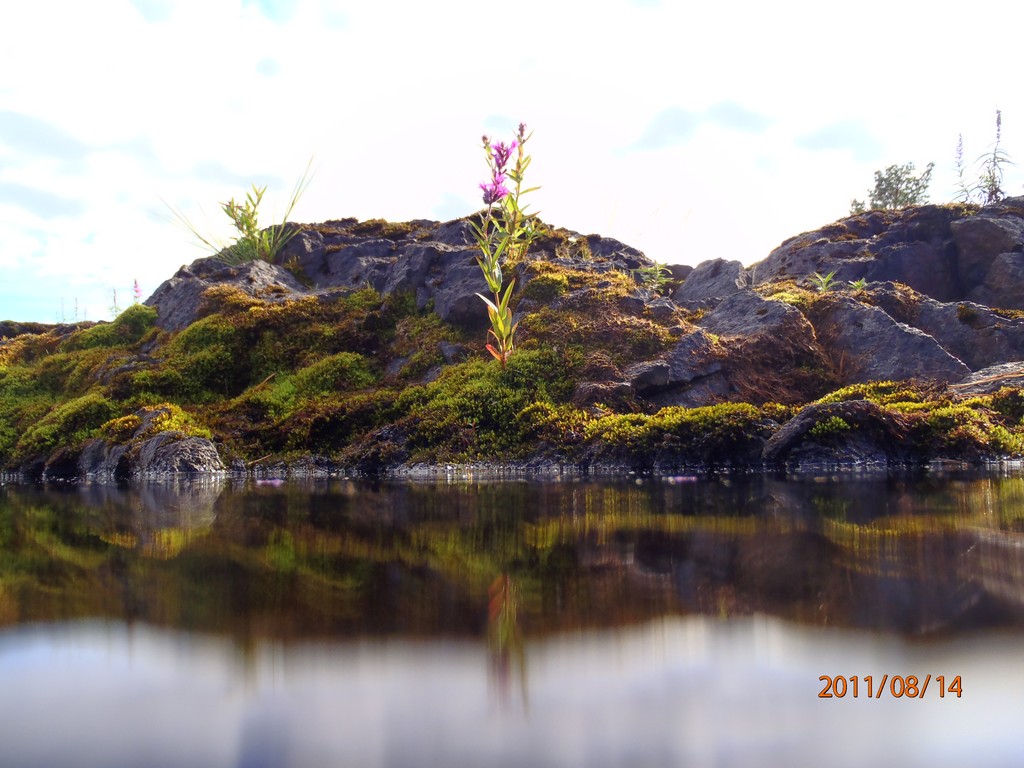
[
  {"left": 469, "top": 123, "right": 541, "bottom": 368},
  {"left": 810, "top": 270, "right": 838, "bottom": 293},
  {"left": 632, "top": 261, "right": 672, "bottom": 293},
  {"left": 167, "top": 160, "right": 312, "bottom": 266}
]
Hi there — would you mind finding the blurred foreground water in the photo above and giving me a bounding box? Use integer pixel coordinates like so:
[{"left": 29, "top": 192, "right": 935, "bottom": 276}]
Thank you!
[{"left": 2, "top": 473, "right": 1023, "bottom": 767}]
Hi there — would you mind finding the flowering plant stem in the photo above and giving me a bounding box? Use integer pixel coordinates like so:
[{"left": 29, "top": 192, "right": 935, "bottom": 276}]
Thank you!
[{"left": 469, "top": 123, "right": 540, "bottom": 368}]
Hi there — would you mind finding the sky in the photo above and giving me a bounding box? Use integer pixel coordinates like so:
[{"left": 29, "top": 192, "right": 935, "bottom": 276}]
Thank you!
[{"left": 1, "top": 0, "right": 1022, "bottom": 324}]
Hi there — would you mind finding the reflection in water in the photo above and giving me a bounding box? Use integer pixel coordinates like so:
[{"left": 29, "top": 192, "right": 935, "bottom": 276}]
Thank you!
[
  {"left": 3, "top": 473, "right": 1024, "bottom": 764},
  {"left": 5, "top": 473, "right": 1024, "bottom": 637},
  {"left": 1, "top": 616, "right": 1023, "bottom": 768},
  {"left": 488, "top": 573, "right": 527, "bottom": 712}
]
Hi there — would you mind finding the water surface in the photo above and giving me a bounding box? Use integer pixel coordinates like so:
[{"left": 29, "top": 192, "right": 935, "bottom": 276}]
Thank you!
[{"left": 1, "top": 473, "right": 1023, "bottom": 766}]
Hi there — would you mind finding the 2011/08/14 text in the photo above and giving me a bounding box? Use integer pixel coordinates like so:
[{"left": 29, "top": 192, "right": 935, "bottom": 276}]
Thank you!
[{"left": 818, "top": 675, "right": 962, "bottom": 699}]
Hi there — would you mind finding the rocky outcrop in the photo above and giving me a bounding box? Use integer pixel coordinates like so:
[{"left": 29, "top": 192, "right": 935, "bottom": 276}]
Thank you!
[
  {"left": 14, "top": 199, "right": 1024, "bottom": 480},
  {"left": 811, "top": 294, "right": 970, "bottom": 385},
  {"left": 762, "top": 400, "right": 913, "bottom": 465},
  {"left": 625, "top": 330, "right": 731, "bottom": 408},
  {"left": 672, "top": 258, "right": 748, "bottom": 306},
  {"left": 696, "top": 289, "right": 808, "bottom": 339},
  {"left": 951, "top": 213, "right": 1024, "bottom": 291},
  {"left": 148, "top": 218, "right": 660, "bottom": 333},
  {"left": 951, "top": 363, "right": 1024, "bottom": 396},
  {"left": 865, "top": 283, "right": 1024, "bottom": 371},
  {"left": 967, "top": 253, "right": 1024, "bottom": 309},
  {"left": 751, "top": 197, "right": 1024, "bottom": 306},
  {"left": 39, "top": 431, "right": 224, "bottom": 483},
  {"left": 146, "top": 258, "right": 305, "bottom": 331}
]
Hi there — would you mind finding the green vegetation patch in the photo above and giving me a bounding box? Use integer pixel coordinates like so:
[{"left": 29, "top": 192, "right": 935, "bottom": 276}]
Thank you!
[
  {"left": 584, "top": 402, "right": 771, "bottom": 467},
  {"left": 61, "top": 304, "right": 157, "bottom": 351},
  {"left": 16, "top": 392, "right": 117, "bottom": 459},
  {"left": 815, "top": 381, "right": 931, "bottom": 407}
]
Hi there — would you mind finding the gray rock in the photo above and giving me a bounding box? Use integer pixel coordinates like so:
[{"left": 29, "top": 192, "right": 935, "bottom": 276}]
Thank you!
[
  {"left": 385, "top": 356, "right": 408, "bottom": 377},
  {"left": 78, "top": 439, "right": 131, "bottom": 481},
  {"left": 951, "top": 215, "right": 1024, "bottom": 290},
  {"left": 585, "top": 234, "right": 646, "bottom": 266},
  {"left": 762, "top": 400, "right": 912, "bottom": 465},
  {"left": 751, "top": 205, "right": 966, "bottom": 302},
  {"left": 644, "top": 297, "right": 677, "bottom": 320},
  {"left": 752, "top": 237, "right": 871, "bottom": 287},
  {"left": 438, "top": 341, "right": 470, "bottom": 364},
  {"left": 624, "top": 330, "right": 731, "bottom": 407},
  {"left": 623, "top": 359, "right": 670, "bottom": 391},
  {"left": 672, "top": 259, "right": 748, "bottom": 304},
  {"left": 867, "top": 283, "right": 1024, "bottom": 371},
  {"left": 135, "top": 433, "right": 225, "bottom": 475},
  {"left": 967, "top": 252, "right": 1024, "bottom": 310},
  {"left": 697, "top": 290, "right": 809, "bottom": 339},
  {"left": 275, "top": 228, "right": 325, "bottom": 277},
  {"left": 318, "top": 239, "right": 397, "bottom": 290},
  {"left": 146, "top": 258, "right": 306, "bottom": 331},
  {"left": 812, "top": 295, "right": 970, "bottom": 384},
  {"left": 951, "top": 362, "right": 1024, "bottom": 396},
  {"left": 666, "top": 264, "right": 693, "bottom": 282},
  {"left": 434, "top": 219, "right": 477, "bottom": 246},
  {"left": 383, "top": 244, "right": 442, "bottom": 295},
  {"left": 864, "top": 240, "right": 960, "bottom": 302},
  {"left": 428, "top": 248, "right": 490, "bottom": 329}
]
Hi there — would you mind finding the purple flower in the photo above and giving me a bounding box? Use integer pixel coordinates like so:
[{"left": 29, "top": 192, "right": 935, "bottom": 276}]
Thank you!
[
  {"left": 491, "top": 141, "right": 517, "bottom": 173},
  {"left": 480, "top": 179, "right": 509, "bottom": 204},
  {"left": 133, "top": 279, "right": 142, "bottom": 302}
]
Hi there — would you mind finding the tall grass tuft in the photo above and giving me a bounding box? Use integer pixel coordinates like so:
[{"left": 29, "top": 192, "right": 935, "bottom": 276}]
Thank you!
[{"left": 166, "top": 159, "right": 313, "bottom": 265}]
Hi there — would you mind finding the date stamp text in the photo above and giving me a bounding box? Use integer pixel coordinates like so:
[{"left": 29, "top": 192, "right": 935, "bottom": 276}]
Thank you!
[{"left": 818, "top": 675, "right": 962, "bottom": 699}]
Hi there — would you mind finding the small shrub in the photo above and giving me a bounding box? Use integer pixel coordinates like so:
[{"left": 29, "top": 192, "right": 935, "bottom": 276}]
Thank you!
[{"left": 810, "top": 271, "right": 838, "bottom": 293}]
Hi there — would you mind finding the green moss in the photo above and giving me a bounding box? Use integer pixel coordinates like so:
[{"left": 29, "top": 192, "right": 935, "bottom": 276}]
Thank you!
[
  {"left": 815, "top": 381, "right": 928, "bottom": 406},
  {"left": 520, "top": 306, "right": 673, "bottom": 368},
  {"left": 0, "top": 366, "right": 55, "bottom": 461},
  {"left": 902, "top": 399, "right": 1024, "bottom": 457},
  {"left": 754, "top": 280, "right": 817, "bottom": 311},
  {"left": 522, "top": 272, "right": 569, "bottom": 301},
  {"left": 284, "top": 390, "right": 399, "bottom": 454},
  {"left": 956, "top": 303, "right": 979, "bottom": 323},
  {"left": 808, "top": 416, "right": 851, "bottom": 438},
  {"left": 584, "top": 403, "right": 770, "bottom": 465},
  {"left": 62, "top": 304, "right": 157, "bottom": 351},
  {"left": 293, "top": 352, "right": 377, "bottom": 396},
  {"left": 387, "top": 311, "right": 462, "bottom": 380},
  {"left": 16, "top": 392, "right": 117, "bottom": 458},
  {"left": 135, "top": 404, "right": 213, "bottom": 440},
  {"left": 99, "top": 414, "right": 142, "bottom": 444},
  {"left": 990, "top": 387, "right": 1024, "bottom": 424},
  {"left": 388, "top": 349, "right": 581, "bottom": 461},
  {"left": 348, "top": 218, "right": 419, "bottom": 240}
]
